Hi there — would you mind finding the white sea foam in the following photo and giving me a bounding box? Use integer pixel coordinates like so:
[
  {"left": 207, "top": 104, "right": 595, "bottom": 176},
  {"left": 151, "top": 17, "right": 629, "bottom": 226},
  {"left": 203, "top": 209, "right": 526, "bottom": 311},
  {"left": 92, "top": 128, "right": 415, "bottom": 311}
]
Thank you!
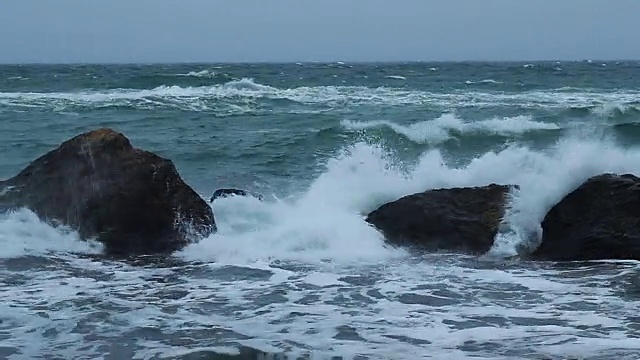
[
  {"left": 4, "top": 254, "right": 637, "bottom": 359},
  {"left": 0, "top": 209, "right": 103, "bottom": 258},
  {"left": 341, "top": 114, "right": 559, "bottom": 144}
]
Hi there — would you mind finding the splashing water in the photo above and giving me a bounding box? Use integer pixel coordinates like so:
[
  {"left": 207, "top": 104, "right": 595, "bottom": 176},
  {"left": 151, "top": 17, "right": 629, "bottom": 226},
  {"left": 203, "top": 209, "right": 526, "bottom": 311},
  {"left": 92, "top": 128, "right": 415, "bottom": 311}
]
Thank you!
[{"left": 180, "top": 131, "right": 640, "bottom": 265}]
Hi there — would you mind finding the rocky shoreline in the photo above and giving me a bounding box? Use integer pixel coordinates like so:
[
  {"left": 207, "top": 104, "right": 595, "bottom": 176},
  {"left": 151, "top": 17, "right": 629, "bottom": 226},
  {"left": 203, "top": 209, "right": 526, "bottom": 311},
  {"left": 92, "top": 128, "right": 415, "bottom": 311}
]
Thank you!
[{"left": 2, "top": 128, "right": 639, "bottom": 262}]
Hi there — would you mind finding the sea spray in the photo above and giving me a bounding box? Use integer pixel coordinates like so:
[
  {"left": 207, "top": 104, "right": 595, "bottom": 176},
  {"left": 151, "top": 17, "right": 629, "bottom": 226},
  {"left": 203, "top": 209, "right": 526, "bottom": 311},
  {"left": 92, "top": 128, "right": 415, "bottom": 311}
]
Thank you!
[{"left": 183, "top": 132, "right": 640, "bottom": 263}]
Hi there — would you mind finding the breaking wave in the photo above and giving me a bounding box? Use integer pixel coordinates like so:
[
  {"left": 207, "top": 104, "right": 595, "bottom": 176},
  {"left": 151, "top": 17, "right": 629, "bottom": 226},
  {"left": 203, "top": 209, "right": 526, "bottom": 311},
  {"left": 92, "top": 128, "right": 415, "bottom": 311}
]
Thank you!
[
  {"left": 341, "top": 114, "right": 560, "bottom": 144},
  {"left": 177, "top": 130, "right": 640, "bottom": 264}
]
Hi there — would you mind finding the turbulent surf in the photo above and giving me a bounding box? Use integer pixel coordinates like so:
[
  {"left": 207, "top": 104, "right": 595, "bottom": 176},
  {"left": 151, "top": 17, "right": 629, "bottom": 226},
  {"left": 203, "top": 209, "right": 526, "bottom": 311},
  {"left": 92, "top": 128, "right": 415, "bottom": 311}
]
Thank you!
[{"left": 1, "top": 61, "right": 639, "bottom": 360}]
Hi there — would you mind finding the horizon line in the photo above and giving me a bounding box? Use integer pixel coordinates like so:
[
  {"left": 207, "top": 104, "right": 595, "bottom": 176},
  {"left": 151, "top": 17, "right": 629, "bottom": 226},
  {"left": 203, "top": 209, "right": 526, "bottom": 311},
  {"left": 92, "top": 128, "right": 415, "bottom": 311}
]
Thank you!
[{"left": 0, "top": 58, "right": 638, "bottom": 66}]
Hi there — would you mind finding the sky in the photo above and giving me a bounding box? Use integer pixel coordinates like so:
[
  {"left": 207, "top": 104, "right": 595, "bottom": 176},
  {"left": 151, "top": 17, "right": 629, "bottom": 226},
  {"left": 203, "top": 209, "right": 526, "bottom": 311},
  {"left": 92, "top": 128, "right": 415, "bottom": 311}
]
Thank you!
[{"left": 1, "top": 0, "right": 639, "bottom": 63}]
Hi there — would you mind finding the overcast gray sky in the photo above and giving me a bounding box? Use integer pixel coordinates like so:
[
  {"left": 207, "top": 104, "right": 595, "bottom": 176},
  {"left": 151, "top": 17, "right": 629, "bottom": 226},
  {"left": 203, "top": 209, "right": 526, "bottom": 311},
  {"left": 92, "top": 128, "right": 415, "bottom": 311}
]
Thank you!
[{"left": 1, "top": 0, "right": 638, "bottom": 63}]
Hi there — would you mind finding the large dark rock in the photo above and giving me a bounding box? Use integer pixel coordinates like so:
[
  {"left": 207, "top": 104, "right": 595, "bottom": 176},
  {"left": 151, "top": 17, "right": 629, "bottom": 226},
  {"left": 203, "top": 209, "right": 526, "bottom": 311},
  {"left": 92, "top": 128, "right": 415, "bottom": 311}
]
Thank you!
[
  {"left": 0, "top": 128, "right": 215, "bottom": 255},
  {"left": 365, "top": 184, "right": 516, "bottom": 255},
  {"left": 531, "top": 173, "right": 640, "bottom": 261}
]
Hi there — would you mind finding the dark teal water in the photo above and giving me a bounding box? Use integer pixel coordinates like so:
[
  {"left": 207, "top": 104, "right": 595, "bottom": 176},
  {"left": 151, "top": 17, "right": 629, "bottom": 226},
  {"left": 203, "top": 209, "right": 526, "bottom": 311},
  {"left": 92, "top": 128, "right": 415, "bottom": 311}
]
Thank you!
[{"left": 1, "top": 62, "right": 640, "bottom": 359}]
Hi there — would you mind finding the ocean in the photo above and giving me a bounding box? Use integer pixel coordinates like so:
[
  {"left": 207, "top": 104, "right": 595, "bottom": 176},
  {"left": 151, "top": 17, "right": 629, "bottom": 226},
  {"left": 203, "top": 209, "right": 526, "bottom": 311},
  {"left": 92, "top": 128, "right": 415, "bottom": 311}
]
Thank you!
[{"left": 1, "top": 61, "right": 639, "bottom": 359}]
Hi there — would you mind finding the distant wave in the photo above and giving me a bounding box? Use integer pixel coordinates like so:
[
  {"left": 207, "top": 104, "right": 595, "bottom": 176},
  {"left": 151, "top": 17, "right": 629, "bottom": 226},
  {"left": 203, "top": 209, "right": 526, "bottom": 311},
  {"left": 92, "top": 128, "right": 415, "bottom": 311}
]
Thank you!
[
  {"left": 122, "top": 70, "right": 233, "bottom": 90},
  {"left": 1, "top": 78, "right": 639, "bottom": 115},
  {"left": 384, "top": 75, "right": 407, "bottom": 80},
  {"left": 612, "top": 122, "right": 640, "bottom": 132},
  {"left": 465, "top": 79, "right": 503, "bottom": 85},
  {"left": 176, "top": 69, "right": 219, "bottom": 78},
  {"left": 590, "top": 102, "right": 640, "bottom": 118},
  {"left": 341, "top": 114, "right": 560, "bottom": 144}
]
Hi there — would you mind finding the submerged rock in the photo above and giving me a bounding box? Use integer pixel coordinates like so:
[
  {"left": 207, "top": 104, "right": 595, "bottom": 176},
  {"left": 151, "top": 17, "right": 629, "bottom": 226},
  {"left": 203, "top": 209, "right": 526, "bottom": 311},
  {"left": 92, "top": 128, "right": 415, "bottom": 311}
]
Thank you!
[
  {"left": 0, "top": 128, "right": 215, "bottom": 255},
  {"left": 365, "top": 184, "right": 516, "bottom": 255},
  {"left": 532, "top": 173, "right": 640, "bottom": 261},
  {"left": 210, "top": 188, "right": 263, "bottom": 202},
  {"left": 0, "top": 181, "right": 9, "bottom": 212}
]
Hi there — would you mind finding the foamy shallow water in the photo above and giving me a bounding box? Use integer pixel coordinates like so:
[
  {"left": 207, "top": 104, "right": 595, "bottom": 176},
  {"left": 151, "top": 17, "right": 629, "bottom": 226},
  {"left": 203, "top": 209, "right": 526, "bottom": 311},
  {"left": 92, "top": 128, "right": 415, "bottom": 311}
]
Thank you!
[{"left": 1, "top": 238, "right": 639, "bottom": 359}]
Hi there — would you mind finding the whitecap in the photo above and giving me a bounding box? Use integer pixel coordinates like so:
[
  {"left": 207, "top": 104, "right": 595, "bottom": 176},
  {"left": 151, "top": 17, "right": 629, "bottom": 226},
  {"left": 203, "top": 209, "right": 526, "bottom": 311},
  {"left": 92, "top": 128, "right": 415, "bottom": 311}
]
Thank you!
[{"left": 384, "top": 75, "right": 407, "bottom": 80}]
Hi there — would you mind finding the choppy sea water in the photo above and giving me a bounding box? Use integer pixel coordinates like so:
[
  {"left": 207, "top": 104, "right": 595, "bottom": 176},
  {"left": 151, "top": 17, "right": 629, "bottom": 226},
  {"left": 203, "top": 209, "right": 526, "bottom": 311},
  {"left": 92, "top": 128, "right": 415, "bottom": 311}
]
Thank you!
[{"left": 1, "top": 62, "right": 640, "bottom": 359}]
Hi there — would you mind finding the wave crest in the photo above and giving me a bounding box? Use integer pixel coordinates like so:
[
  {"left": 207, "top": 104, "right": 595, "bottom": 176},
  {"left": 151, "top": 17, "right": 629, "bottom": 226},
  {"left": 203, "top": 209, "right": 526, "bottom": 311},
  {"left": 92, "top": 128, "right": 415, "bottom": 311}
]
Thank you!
[{"left": 1, "top": 78, "right": 639, "bottom": 115}]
